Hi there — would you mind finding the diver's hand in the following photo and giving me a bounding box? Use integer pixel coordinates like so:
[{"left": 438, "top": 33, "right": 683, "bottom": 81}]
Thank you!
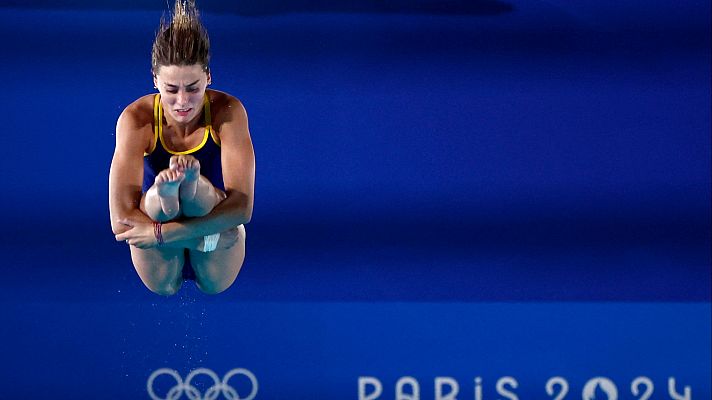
[
  {"left": 218, "top": 227, "right": 240, "bottom": 250},
  {"left": 114, "top": 218, "right": 159, "bottom": 249}
]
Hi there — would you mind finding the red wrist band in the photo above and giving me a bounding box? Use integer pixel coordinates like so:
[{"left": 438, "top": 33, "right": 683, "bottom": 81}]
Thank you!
[{"left": 153, "top": 221, "right": 164, "bottom": 246}]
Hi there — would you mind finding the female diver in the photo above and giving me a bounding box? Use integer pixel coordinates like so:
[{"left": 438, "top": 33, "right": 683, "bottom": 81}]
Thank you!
[{"left": 109, "top": 0, "right": 255, "bottom": 295}]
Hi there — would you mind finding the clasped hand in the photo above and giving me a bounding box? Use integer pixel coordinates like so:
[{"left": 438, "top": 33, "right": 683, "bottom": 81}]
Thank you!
[
  {"left": 115, "top": 218, "right": 240, "bottom": 251},
  {"left": 114, "top": 218, "right": 158, "bottom": 249}
]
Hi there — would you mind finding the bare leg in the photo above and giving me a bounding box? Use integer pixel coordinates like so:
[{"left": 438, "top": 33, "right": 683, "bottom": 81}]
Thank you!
[
  {"left": 132, "top": 187, "right": 187, "bottom": 296},
  {"left": 135, "top": 155, "right": 233, "bottom": 295},
  {"left": 129, "top": 245, "right": 185, "bottom": 296},
  {"left": 190, "top": 225, "right": 246, "bottom": 294},
  {"left": 142, "top": 168, "right": 185, "bottom": 222},
  {"left": 170, "top": 155, "right": 224, "bottom": 217}
]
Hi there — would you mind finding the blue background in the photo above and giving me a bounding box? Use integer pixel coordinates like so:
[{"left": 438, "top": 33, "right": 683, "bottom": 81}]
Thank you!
[{"left": 0, "top": 0, "right": 709, "bottom": 398}]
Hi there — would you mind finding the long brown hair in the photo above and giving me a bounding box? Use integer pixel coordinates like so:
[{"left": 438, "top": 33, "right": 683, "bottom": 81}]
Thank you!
[{"left": 151, "top": 0, "right": 210, "bottom": 74}]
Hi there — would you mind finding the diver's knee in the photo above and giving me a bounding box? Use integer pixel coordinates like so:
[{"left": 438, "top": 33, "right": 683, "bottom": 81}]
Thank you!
[
  {"left": 196, "top": 278, "right": 234, "bottom": 295},
  {"left": 145, "top": 279, "right": 182, "bottom": 296}
]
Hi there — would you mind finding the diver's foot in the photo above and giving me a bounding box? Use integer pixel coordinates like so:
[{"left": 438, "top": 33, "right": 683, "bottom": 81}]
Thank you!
[
  {"left": 170, "top": 155, "right": 201, "bottom": 200},
  {"left": 155, "top": 168, "right": 184, "bottom": 219}
]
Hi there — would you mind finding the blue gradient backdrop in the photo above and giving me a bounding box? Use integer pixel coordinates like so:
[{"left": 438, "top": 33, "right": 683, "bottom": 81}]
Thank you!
[{"left": 0, "top": 1, "right": 709, "bottom": 398}]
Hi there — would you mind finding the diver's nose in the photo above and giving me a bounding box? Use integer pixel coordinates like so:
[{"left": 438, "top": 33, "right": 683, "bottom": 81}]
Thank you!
[{"left": 176, "top": 90, "right": 190, "bottom": 108}]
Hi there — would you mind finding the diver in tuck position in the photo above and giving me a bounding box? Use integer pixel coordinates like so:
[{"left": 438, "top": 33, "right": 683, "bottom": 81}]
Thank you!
[{"left": 110, "top": 0, "right": 255, "bottom": 295}]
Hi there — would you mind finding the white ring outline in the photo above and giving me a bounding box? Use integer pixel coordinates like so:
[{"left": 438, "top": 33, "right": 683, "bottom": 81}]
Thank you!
[
  {"left": 147, "top": 368, "right": 258, "bottom": 400},
  {"left": 184, "top": 368, "right": 222, "bottom": 400},
  {"left": 222, "top": 368, "right": 259, "bottom": 400},
  {"left": 147, "top": 368, "right": 183, "bottom": 400}
]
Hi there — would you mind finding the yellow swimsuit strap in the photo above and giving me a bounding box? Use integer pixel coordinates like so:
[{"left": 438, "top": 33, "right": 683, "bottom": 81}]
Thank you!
[
  {"left": 204, "top": 94, "right": 221, "bottom": 146},
  {"left": 144, "top": 94, "right": 162, "bottom": 155},
  {"left": 148, "top": 93, "right": 220, "bottom": 156}
]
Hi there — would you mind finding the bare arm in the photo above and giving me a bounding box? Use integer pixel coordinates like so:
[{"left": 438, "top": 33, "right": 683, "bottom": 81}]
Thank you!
[{"left": 109, "top": 106, "right": 151, "bottom": 234}]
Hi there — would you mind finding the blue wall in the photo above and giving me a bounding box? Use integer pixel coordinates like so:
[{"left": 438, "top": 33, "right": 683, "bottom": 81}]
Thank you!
[
  {"left": 0, "top": 1, "right": 708, "bottom": 301},
  {"left": 0, "top": 2, "right": 709, "bottom": 397}
]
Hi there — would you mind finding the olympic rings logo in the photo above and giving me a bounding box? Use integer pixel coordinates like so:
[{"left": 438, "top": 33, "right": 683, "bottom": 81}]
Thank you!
[{"left": 147, "top": 368, "right": 258, "bottom": 400}]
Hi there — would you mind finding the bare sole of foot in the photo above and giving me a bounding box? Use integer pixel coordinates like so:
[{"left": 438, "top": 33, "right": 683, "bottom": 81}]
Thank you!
[
  {"left": 170, "top": 155, "right": 201, "bottom": 201},
  {"left": 155, "top": 168, "right": 185, "bottom": 218}
]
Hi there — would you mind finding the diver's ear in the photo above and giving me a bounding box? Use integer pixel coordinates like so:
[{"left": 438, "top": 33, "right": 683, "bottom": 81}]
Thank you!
[
  {"left": 152, "top": 73, "right": 158, "bottom": 90},
  {"left": 207, "top": 70, "right": 212, "bottom": 86}
]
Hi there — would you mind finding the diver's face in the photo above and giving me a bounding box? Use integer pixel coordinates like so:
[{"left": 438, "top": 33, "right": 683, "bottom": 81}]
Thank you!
[{"left": 154, "top": 64, "right": 211, "bottom": 124}]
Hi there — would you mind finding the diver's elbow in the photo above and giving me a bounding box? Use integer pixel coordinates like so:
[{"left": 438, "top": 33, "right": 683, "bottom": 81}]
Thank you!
[{"left": 240, "top": 209, "right": 252, "bottom": 225}]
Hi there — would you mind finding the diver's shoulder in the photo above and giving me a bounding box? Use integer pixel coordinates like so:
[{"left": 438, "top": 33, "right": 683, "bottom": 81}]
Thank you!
[
  {"left": 207, "top": 89, "right": 246, "bottom": 111},
  {"left": 117, "top": 94, "right": 156, "bottom": 131}
]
